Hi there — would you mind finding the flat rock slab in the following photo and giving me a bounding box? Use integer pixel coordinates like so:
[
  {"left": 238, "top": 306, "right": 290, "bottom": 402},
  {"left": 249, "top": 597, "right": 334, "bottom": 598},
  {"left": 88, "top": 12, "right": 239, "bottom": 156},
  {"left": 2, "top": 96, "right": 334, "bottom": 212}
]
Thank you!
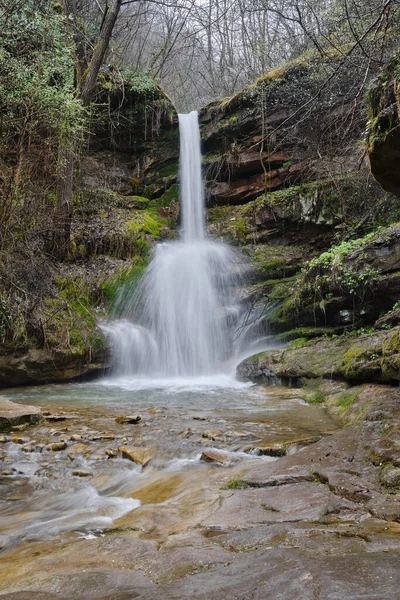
[
  {"left": 0, "top": 397, "right": 42, "bottom": 431},
  {"left": 155, "top": 548, "right": 400, "bottom": 600},
  {"left": 3, "top": 547, "right": 399, "bottom": 600},
  {"left": 202, "top": 482, "right": 347, "bottom": 529}
]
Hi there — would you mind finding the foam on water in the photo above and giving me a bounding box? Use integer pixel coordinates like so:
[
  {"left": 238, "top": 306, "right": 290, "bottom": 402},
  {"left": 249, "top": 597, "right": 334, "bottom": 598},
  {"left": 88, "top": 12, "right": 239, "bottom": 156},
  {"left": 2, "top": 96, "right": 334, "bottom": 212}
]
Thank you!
[{"left": 99, "top": 373, "right": 254, "bottom": 393}]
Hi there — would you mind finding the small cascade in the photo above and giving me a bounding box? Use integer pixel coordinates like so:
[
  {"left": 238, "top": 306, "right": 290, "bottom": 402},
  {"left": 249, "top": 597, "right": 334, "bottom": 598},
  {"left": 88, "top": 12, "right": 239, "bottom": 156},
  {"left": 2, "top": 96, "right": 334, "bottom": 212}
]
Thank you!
[{"left": 103, "top": 111, "right": 262, "bottom": 377}]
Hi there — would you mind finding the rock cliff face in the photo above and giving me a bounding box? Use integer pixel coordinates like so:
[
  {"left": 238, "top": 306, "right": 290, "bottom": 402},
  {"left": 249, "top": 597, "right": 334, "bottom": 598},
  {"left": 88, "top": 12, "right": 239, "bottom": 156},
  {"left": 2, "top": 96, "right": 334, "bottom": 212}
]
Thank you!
[
  {"left": 200, "top": 55, "right": 367, "bottom": 209},
  {"left": 82, "top": 78, "right": 179, "bottom": 212},
  {"left": 368, "top": 51, "right": 400, "bottom": 197},
  {"left": 199, "top": 51, "right": 400, "bottom": 372}
]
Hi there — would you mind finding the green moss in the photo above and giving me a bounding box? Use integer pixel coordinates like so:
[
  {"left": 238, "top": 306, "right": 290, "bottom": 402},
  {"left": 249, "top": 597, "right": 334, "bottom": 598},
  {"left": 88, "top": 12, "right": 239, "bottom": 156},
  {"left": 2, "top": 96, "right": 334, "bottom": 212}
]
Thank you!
[
  {"left": 100, "top": 260, "right": 147, "bottom": 310},
  {"left": 143, "top": 183, "right": 155, "bottom": 198},
  {"left": 341, "top": 344, "right": 382, "bottom": 379},
  {"left": 208, "top": 176, "right": 369, "bottom": 248},
  {"left": 207, "top": 205, "right": 235, "bottom": 224},
  {"left": 382, "top": 329, "right": 400, "bottom": 355},
  {"left": 124, "top": 195, "right": 150, "bottom": 208},
  {"left": 308, "top": 390, "right": 327, "bottom": 405},
  {"left": 142, "top": 214, "right": 161, "bottom": 236},
  {"left": 335, "top": 389, "right": 360, "bottom": 414},
  {"left": 44, "top": 276, "right": 106, "bottom": 356},
  {"left": 126, "top": 209, "right": 166, "bottom": 238},
  {"left": 157, "top": 163, "right": 178, "bottom": 179},
  {"left": 216, "top": 115, "right": 237, "bottom": 129},
  {"left": 254, "top": 56, "right": 310, "bottom": 87},
  {"left": 288, "top": 337, "right": 308, "bottom": 349},
  {"left": 248, "top": 352, "right": 266, "bottom": 363},
  {"left": 224, "top": 479, "right": 249, "bottom": 490},
  {"left": 276, "top": 327, "right": 338, "bottom": 342},
  {"left": 149, "top": 184, "right": 179, "bottom": 210}
]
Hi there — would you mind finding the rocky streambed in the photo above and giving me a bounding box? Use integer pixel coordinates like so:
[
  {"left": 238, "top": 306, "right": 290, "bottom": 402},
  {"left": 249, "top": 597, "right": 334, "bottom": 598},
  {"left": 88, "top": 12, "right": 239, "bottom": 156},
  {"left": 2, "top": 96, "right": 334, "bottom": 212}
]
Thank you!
[{"left": 0, "top": 377, "right": 399, "bottom": 599}]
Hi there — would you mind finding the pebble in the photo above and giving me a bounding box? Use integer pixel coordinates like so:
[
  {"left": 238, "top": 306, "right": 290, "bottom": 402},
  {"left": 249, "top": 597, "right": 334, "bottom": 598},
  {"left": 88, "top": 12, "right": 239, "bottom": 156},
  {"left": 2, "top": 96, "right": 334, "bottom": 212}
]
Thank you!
[
  {"left": 115, "top": 415, "right": 141, "bottom": 425},
  {"left": 10, "top": 435, "right": 28, "bottom": 444},
  {"left": 46, "top": 441, "right": 68, "bottom": 451},
  {"left": 244, "top": 443, "right": 286, "bottom": 457},
  {"left": 91, "top": 433, "right": 116, "bottom": 441},
  {"left": 72, "top": 470, "right": 93, "bottom": 477},
  {"left": 70, "top": 434, "right": 84, "bottom": 442},
  {"left": 225, "top": 430, "right": 253, "bottom": 439},
  {"left": 200, "top": 450, "right": 229, "bottom": 464},
  {"left": 119, "top": 445, "right": 154, "bottom": 465},
  {"left": 21, "top": 443, "right": 36, "bottom": 453},
  {"left": 49, "top": 429, "right": 62, "bottom": 436},
  {"left": 67, "top": 443, "right": 88, "bottom": 456},
  {"left": 105, "top": 448, "right": 117, "bottom": 458},
  {"left": 202, "top": 430, "right": 223, "bottom": 440},
  {"left": 0, "top": 435, "right": 8, "bottom": 443}
]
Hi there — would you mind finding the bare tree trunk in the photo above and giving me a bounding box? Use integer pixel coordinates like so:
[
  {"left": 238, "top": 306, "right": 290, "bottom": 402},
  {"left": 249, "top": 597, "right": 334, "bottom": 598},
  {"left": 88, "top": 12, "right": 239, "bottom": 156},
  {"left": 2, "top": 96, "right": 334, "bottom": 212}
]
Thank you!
[
  {"left": 80, "top": 0, "right": 123, "bottom": 106},
  {"left": 52, "top": 0, "right": 123, "bottom": 260}
]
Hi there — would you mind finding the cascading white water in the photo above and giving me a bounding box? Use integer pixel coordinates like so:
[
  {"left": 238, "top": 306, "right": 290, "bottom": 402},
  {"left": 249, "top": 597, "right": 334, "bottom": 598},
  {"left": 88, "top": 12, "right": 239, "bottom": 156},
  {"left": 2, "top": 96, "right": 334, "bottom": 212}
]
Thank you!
[
  {"left": 180, "top": 111, "right": 205, "bottom": 242},
  {"left": 102, "top": 111, "right": 259, "bottom": 377}
]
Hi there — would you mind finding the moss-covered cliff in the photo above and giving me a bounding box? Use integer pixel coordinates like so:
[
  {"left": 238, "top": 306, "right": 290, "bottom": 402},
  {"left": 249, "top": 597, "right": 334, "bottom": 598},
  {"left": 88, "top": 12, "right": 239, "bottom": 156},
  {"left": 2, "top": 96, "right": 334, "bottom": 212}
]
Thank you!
[
  {"left": 202, "top": 50, "right": 400, "bottom": 386},
  {"left": 368, "top": 51, "right": 400, "bottom": 197},
  {"left": 0, "top": 72, "right": 179, "bottom": 387}
]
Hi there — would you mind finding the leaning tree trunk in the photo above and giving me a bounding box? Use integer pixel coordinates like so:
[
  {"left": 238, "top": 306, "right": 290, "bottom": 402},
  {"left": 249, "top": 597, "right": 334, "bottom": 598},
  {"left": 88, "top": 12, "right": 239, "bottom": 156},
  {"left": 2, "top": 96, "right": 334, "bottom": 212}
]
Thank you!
[
  {"left": 52, "top": 0, "right": 123, "bottom": 260},
  {"left": 79, "top": 0, "right": 123, "bottom": 107}
]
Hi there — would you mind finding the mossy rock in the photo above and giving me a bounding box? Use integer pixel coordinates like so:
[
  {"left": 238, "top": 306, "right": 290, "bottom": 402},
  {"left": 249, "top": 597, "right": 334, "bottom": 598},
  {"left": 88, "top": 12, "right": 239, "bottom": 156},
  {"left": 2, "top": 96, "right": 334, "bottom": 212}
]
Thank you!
[
  {"left": 149, "top": 184, "right": 179, "bottom": 209},
  {"left": 250, "top": 244, "right": 307, "bottom": 279},
  {"left": 100, "top": 261, "right": 147, "bottom": 313},
  {"left": 208, "top": 177, "right": 367, "bottom": 243},
  {"left": 44, "top": 276, "right": 106, "bottom": 358},
  {"left": 118, "top": 195, "right": 150, "bottom": 209},
  {"left": 238, "top": 326, "right": 400, "bottom": 384},
  {"left": 276, "top": 326, "right": 342, "bottom": 342},
  {"left": 126, "top": 213, "right": 164, "bottom": 237}
]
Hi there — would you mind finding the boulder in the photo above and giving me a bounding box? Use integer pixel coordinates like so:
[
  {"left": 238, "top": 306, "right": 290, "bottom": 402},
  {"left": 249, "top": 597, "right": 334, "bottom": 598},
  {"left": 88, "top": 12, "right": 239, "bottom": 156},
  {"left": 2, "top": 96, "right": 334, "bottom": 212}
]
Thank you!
[
  {"left": 0, "top": 397, "right": 42, "bottom": 431},
  {"left": 0, "top": 348, "right": 106, "bottom": 388}
]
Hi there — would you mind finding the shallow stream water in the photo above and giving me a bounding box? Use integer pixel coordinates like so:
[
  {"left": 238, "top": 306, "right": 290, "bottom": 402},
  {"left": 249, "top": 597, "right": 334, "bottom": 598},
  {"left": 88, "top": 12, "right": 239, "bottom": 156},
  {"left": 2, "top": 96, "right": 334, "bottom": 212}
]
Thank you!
[{"left": 0, "top": 376, "right": 340, "bottom": 553}]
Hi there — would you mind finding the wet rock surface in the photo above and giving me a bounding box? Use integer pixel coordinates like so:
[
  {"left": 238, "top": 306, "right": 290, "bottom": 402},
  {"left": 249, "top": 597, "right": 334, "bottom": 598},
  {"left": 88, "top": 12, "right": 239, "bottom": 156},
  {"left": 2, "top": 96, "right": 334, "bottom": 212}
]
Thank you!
[
  {"left": 0, "top": 349, "right": 106, "bottom": 388},
  {"left": 0, "top": 398, "right": 42, "bottom": 431},
  {"left": 0, "top": 384, "right": 399, "bottom": 599}
]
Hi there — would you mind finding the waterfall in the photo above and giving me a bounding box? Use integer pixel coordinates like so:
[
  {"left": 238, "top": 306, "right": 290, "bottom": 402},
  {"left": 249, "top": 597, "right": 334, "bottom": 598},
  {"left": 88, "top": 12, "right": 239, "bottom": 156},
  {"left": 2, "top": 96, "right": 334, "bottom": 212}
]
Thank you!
[
  {"left": 102, "top": 111, "right": 254, "bottom": 378},
  {"left": 180, "top": 111, "right": 205, "bottom": 242}
]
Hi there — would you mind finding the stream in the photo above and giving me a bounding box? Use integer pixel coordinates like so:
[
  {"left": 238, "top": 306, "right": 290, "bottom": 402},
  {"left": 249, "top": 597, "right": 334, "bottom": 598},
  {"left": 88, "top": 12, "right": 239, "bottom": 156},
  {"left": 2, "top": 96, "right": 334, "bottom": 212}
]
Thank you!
[{"left": 0, "top": 376, "right": 339, "bottom": 553}]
